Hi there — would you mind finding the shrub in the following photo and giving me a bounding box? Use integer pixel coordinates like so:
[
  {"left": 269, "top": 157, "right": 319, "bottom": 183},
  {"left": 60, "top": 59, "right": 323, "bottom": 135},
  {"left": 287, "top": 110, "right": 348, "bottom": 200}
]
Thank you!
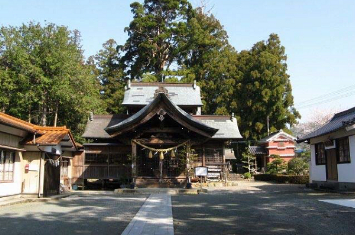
[
  {"left": 288, "top": 157, "right": 309, "bottom": 175},
  {"left": 254, "top": 174, "right": 309, "bottom": 184},
  {"left": 243, "top": 172, "right": 252, "bottom": 179}
]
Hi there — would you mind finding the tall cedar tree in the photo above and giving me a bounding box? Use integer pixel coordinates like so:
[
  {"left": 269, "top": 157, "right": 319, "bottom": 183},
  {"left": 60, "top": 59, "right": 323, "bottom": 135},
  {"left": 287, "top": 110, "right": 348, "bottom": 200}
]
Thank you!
[
  {"left": 235, "top": 34, "right": 300, "bottom": 140},
  {"left": 120, "top": 0, "right": 194, "bottom": 81},
  {"left": 182, "top": 8, "right": 238, "bottom": 114},
  {"left": 0, "top": 22, "right": 103, "bottom": 141},
  {"left": 95, "top": 39, "right": 126, "bottom": 114}
]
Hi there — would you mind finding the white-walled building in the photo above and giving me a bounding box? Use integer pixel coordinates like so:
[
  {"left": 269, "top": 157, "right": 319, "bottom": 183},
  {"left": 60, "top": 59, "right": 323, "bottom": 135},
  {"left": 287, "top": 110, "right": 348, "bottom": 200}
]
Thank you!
[
  {"left": 0, "top": 112, "right": 78, "bottom": 198},
  {"left": 298, "top": 107, "right": 355, "bottom": 190}
]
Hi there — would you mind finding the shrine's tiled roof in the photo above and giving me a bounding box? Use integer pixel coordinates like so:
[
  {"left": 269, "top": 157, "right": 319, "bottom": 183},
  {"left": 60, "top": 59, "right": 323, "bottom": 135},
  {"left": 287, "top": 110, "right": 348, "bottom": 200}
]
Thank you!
[{"left": 122, "top": 82, "right": 203, "bottom": 106}]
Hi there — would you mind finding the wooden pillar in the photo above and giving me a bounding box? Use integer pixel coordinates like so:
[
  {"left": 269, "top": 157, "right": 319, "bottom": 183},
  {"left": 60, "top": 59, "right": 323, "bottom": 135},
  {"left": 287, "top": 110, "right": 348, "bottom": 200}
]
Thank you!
[
  {"left": 222, "top": 144, "right": 227, "bottom": 183},
  {"left": 263, "top": 155, "right": 267, "bottom": 173},
  {"left": 159, "top": 159, "right": 163, "bottom": 183},
  {"left": 131, "top": 141, "right": 137, "bottom": 184},
  {"left": 186, "top": 141, "right": 191, "bottom": 184},
  {"left": 202, "top": 146, "right": 206, "bottom": 166}
]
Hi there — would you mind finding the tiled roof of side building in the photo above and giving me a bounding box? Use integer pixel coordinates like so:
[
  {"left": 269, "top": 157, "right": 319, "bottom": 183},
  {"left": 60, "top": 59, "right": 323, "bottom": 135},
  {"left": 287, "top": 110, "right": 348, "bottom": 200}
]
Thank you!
[
  {"left": 82, "top": 114, "right": 129, "bottom": 139},
  {"left": 25, "top": 126, "right": 76, "bottom": 147},
  {"left": 0, "top": 112, "right": 77, "bottom": 147},
  {"left": 249, "top": 146, "right": 267, "bottom": 155},
  {"left": 0, "top": 112, "right": 44, "bottom": 134},
  {"left": 192, "top": 115, "right": 243, "bottom": 139},
  {"left": 122, "top": 81, "right": 203, "bottom": 106},
  {"left": 298, "top": 106, "right": 355, "bottom": 142}
]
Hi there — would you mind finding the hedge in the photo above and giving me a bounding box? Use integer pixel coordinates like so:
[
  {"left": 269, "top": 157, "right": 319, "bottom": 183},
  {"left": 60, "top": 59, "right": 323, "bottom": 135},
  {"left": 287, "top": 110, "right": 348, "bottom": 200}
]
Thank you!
[{"left": 254, "top": 174, "right": 309, "bottom": 184}]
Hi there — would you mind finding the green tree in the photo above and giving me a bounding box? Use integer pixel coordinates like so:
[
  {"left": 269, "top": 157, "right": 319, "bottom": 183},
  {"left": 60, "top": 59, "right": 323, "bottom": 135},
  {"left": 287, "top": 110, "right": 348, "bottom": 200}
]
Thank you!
[
  {"left": 120, "top": 0, "right": 193, "bottom": 81},
  {"left": 181, "top": 8, "right": 238, "bottom": 114},
  {"left": 241, "top": 147, "right": 256, "bottom": 174},
  {"left": 0, "top": 22, "right": 103, "bottom": 140},
  {"left": 235, "top": 34, "right": 300, "bottom": 140},
  {"left": 95, "top": 39, "right": 125, "bottom": 114},
  {"left": 288, "top": 157, "right": 309, "bottom": 175}
]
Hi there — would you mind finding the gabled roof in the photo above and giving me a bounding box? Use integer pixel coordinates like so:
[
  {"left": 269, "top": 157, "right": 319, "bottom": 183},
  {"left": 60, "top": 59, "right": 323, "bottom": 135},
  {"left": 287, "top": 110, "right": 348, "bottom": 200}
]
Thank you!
[
  {"left": 0, "top": 112, "right": 44, "bottom": 134},
  {"left": 0, "top": 112, "right": 77, "bottom": 149},
  {"left": 106, "top": 92, "right": 217, "bottom": 138},
  {"left": 24, "top": 126, "right": 76, "bottom": 148},
  {"left": 122, "top": 81, "right": 203, "bottom": 106},
  {"left": 259, "top": 129, "right": 296, "bottom": 143},
  {"left": 298, "top": 107, "right": 355, "bottom": 142}
]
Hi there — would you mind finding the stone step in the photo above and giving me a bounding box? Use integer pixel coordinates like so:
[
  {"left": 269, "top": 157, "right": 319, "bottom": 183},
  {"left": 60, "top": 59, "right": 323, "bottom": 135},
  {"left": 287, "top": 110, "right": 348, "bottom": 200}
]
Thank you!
[
  {"left": 228, "top": 173, "right": 242, "bottom": 180},
  {"left": 192, "top": 181, "right": 238, "bottom": 188},
  {"left": 114, "top": 188, "right": 206, "bottom": 195},
  {"left": 136, "top": 178, "right": 186, "bottom": 188}
]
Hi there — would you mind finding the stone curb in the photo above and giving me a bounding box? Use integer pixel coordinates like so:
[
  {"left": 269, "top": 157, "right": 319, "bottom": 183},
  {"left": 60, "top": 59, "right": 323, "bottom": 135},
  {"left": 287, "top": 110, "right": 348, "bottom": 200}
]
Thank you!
[
  {"left": 0, "top": 193, "right": 72, "bottom": 207},
  {"left": 312, "top": 188, "right": 355, "bottom": 195}
]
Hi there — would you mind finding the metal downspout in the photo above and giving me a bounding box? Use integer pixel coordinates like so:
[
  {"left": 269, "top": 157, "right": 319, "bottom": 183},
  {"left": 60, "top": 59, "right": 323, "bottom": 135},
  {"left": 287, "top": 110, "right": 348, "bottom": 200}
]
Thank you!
[{"left": 36, "top": 144, "right": 43, "bottom": 198}]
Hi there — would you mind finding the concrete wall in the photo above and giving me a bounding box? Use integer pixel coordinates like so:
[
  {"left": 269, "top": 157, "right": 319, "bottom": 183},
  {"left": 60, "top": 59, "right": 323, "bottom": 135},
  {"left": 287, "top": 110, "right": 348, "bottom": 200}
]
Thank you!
[
  {"left": 309, "top": 145, "right": 326, "bottom": 182},
  {"left": 310, "top": 134, "right": 355, "bottom": 183},
  {"left": 0, "top": 152, "right": 23, "bottom": 197}
]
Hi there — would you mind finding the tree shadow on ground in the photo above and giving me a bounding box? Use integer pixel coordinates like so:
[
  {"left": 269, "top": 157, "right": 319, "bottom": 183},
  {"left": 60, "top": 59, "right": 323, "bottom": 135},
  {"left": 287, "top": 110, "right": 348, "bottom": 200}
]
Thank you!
[
  {"left": 0, "top": 194, "right": 147, "bottom": 235},
  {"left": 172, "top": 183, "right": 355, "bottom": 235}
]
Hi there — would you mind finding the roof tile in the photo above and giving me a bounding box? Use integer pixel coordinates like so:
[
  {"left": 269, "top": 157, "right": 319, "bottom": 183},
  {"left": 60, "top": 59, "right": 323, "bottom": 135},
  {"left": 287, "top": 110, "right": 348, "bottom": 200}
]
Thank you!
[{"left": 298, "top": 107, "right": 355, "bottom": 142}]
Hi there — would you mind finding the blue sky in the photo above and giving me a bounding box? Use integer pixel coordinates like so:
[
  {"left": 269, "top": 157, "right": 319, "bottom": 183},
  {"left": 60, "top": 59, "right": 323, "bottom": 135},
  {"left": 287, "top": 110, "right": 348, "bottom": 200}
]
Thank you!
[{"left": 1, "top": 0, "right": 354, "bottom": 122}]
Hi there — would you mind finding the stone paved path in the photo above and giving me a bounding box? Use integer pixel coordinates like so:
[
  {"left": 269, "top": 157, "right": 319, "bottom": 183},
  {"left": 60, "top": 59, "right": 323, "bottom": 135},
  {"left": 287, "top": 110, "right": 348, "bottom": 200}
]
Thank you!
[
  {"left": 122, "top": 194, "right": 174, "bottom": 235},
  {"left": 320, "top": 199, "right": 355, "bottom": 209},
  {"left": 0, "top": 192, "right": 146, "bottom": 235}
]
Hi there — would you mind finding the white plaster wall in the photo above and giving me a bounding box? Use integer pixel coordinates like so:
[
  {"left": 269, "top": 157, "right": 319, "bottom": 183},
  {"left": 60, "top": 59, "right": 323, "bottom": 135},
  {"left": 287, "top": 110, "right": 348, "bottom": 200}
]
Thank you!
[
  {"left": 22, "top": 152, "right": 44, "bottom": 195},
  {"left": 0, "top": 152, "right": 23, "bottom": 197},
  {"left": 310, "top": 145, "right": 326, "bottom": 182},
  {"left": 337, "top": 135, "right": 355, "bottom": 183}
]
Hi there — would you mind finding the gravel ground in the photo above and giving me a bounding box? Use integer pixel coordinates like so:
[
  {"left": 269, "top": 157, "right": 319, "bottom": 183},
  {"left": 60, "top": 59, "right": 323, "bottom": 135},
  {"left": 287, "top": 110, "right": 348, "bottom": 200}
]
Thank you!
[
  {"left": 0, "top": 192, "right": 147, "bottom": 235},
  {"left": 172, "top": 181, "right": 355, "bottom": 235}
]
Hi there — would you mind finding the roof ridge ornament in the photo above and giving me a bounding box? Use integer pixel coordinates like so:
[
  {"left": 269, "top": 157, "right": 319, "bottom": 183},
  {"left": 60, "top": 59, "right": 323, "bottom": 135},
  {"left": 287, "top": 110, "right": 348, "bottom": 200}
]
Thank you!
[
  {"left": 154, "top": 86, "right": 169, "bottom": 98},
  {"left": 157, "top": 109, "right": 166, "bottom": 122}
]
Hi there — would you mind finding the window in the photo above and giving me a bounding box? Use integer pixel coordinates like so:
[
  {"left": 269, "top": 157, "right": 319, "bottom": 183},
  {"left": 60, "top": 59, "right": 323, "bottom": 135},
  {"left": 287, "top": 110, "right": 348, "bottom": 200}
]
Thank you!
[
  {"left": 109, "top": 153, "right": 130, "bottom": 165},
  {"left": 337, "top": 137, "right": 350, "bottom": 163},
  {"left": 85, "top": 153, "right": 108, "bottom": 164},
  {"left": 205, "top": 148, "right": 223, "bottom": 163},
  {"left": 315, "top": 143, "right": 326, "bottom": 165},
  {"left": 0, "top": 150, "right": 15, "bottom": 182},
  {"left": 60, "top": 159, "right": 69, "bottom": 178},
  {"left": 277, "top": 142, "right": 285, "bottom": 147}
]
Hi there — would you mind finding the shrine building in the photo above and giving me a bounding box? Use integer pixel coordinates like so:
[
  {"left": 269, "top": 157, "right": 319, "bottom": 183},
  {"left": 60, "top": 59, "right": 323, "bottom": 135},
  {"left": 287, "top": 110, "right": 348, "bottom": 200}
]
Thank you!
[{"left": 80, "top": 81, "right": 243, "bottom": 187}]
